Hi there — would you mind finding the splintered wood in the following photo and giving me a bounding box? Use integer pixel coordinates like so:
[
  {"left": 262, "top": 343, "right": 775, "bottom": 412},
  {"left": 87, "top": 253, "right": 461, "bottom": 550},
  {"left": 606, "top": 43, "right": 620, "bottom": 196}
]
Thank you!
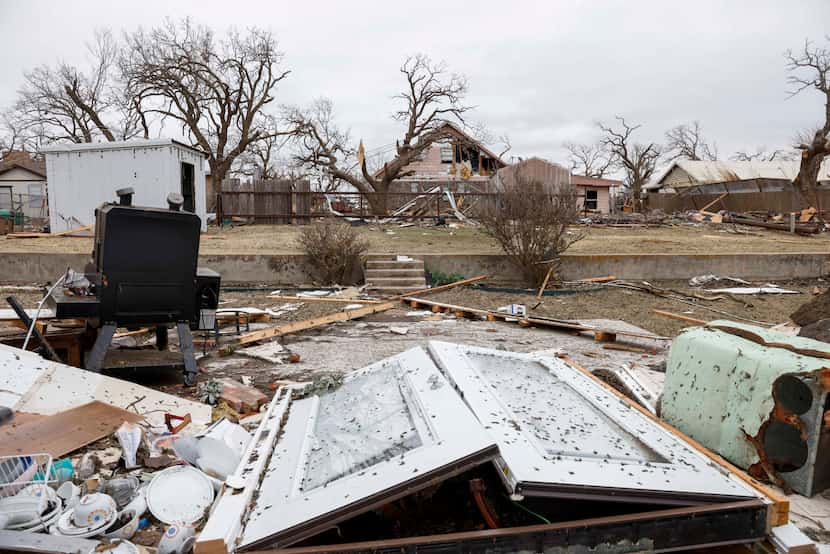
[{"left": 0, "top": 401, "right": 143, "bottom": 458}]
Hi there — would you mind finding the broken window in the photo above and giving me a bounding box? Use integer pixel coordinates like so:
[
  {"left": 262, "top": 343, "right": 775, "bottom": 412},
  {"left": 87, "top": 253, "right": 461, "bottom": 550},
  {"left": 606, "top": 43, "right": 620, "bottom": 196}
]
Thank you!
[
  {"left": 237, "top": 346, "right": 497, "bottom": 549},
  {"left": 439, "top": 145, "right": 453, "bottom": 163},
  {"left": 585, "top": 188, "right": 598, "bottom": 210},
  {"left": 0, "top": 186, "right": 11, "bottom": 210},
  {"left": 428, "top": 341, "right": 759, "bottom": 504},
  {"left": 180, "top": 162, "right": 195, "bottom": 212}
]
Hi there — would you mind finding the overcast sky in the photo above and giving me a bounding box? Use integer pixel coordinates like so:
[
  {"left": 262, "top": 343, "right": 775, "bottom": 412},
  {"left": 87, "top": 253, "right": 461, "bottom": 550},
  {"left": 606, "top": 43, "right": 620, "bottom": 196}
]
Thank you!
[{"left": 1, "top": 0, "right": 828, "bottom": 167}]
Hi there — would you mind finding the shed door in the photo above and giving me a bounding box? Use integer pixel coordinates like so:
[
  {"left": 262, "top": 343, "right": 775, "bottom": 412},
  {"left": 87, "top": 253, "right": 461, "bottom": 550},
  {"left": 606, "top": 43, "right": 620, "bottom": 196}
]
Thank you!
[{"left": 180, "top": 162, "right": 195, "bottom": 212}]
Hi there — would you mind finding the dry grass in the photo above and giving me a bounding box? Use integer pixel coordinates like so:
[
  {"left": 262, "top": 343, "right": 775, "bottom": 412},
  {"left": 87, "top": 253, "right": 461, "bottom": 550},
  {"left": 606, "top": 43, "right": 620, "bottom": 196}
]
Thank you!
[{"left": 1, "top": 223, "right": 830, "bottom": 255}]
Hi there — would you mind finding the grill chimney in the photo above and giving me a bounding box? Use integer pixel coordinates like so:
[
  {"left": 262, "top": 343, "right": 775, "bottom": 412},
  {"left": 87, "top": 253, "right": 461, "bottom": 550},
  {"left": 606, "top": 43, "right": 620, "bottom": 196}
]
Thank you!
[
  {"left": 116, "top": 187, "right": 135, "bottom": 206},
  {"left": 167, "top": 193, "right": 184, "bottom": 211}
]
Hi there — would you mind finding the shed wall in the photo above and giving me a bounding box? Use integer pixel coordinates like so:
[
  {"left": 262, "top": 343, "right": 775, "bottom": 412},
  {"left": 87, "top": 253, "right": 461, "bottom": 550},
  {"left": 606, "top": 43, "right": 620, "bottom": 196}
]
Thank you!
[{"left": 45, "top": 143, "right": 206, "bottom": 233}]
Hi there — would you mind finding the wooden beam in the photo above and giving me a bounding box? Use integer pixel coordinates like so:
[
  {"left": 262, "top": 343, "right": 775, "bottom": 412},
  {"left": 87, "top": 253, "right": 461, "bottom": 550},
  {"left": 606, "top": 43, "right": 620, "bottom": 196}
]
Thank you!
[
  {"left": 698, "top": 192, "right": 728, "bottom": 213},
  {"left": 577, "top": 275, "right": 617, "bottom": 283},
  {"left": 560, "top": 355, "right": 789, "bottom": 527},
  {"left": 652, "top": 309, "right": 707, "bottom": 326},
  {"left": 391, "top": 274, "right": 489, "bottom": 300},
  {"left": 536, "top": 266, "right": 554, "bottom": 299},
  {"left": 401, "top": 296, "right": 668, "bottom": 342},
  {"left": 233, "top": 302, "right": 397, "bottom": 346},
  {"left": 267, "top": 295, "right": 383, "bottom": 305}
]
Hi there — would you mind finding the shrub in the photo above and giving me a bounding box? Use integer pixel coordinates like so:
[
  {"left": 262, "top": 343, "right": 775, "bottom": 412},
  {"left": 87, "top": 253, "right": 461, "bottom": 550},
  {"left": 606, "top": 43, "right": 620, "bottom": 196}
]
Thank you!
[
  {"left": 426, "top": 270, "right": 466, "bottom": 286},
  {"left": 478, "top": 176, "right": 582, "bottom": 286},
  {"left": 297, "top": 220, "right": 370, "bottom": 285}
]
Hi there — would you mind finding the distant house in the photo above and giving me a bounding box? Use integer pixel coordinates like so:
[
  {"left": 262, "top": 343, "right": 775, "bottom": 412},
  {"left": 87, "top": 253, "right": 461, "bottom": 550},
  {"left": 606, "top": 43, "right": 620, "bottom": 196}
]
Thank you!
[
  {"left": 647, "top": 159, "right": 830, "bottom": 195},
  {"left": 571, "top": 174, "right": 621, "bottom": 214},
  {"left": 492, "top": 157, "right": 619, "bottom": 214},
  {"left": 0, "top": 151, "right": 48, "bottom": 221},
  {"left": 378, "top": 122, "right": 508, "bottom": 193}
]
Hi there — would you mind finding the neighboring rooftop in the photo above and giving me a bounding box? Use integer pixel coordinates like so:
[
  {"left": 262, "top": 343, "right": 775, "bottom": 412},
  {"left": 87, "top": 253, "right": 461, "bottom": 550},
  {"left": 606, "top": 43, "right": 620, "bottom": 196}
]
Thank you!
[
  {"left": 0, "top": 150, "right": 47, "bottom": 179},
  {"left": 648, "top": 159, "right": 830, "bottom": 191}
]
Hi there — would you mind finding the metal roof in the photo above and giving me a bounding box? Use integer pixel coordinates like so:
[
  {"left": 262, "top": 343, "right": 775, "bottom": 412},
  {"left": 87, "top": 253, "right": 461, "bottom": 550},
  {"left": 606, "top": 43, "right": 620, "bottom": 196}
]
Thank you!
[
  {"left": 648, "top": 159, "right": 830, "bottom": 190},
  {"left": 41, "top": 138, "right": 208, "bottom": 157}
]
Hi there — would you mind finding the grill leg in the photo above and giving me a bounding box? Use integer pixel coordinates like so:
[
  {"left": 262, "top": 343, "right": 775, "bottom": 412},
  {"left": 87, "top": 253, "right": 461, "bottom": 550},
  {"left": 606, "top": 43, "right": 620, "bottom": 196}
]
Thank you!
[
  {"left": 86, "top": 324, "right": 116, "bottom": 372},
  {"left": 177, "top": 322, "right": 198, "bottom": 387},
  {"left": 156, "top": 325, "right": 169, "bottom": 350}
]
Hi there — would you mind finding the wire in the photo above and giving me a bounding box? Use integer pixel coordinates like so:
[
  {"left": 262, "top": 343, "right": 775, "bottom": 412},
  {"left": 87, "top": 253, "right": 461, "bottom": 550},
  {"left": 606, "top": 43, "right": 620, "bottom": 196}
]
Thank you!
[
  {"left": 509, "top": 496, "right": 551, "bottom": 524},
  {"left": 22, "top": 270, "right": 68, "bottom": 351}
]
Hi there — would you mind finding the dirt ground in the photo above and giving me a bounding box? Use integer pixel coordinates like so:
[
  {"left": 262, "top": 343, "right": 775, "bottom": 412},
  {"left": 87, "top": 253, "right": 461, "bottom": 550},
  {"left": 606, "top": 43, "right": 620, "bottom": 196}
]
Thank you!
[
  {"left": 430, "top": 280, "right": 819, "bottom": 337},
  {"left": 2, "top": 222, "right": 830, "bottom": 255}
]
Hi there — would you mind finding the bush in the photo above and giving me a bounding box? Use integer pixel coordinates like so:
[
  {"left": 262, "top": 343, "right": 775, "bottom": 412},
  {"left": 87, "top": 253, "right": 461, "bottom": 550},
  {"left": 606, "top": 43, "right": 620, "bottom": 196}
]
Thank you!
[
  {"left": 426, "top": 270, "right": 466, "bottom": 286},
  {"left": 297, "top": 220, "right": 370, "bottom": 285},
  {"left": 478, "top": 177, "right": 582, "bottom": 286}
]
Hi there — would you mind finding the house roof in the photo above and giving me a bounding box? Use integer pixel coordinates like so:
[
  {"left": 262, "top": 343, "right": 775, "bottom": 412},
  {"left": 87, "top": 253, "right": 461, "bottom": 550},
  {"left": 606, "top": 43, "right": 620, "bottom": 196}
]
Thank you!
[
  {"left": 41, "top": 138, "right": 208, "bottom": 158},
  {"left": 648, "top": 159, "right": 830, "bottom": 190},
  {"left": 0, "top": 152, "right": 47, "bottom": 179},
  {"left": 571, "top": 174, "right": 622, "bottom": 188},
  {"left": 373, "top": 122, "right": 507, "bottom": 180}
]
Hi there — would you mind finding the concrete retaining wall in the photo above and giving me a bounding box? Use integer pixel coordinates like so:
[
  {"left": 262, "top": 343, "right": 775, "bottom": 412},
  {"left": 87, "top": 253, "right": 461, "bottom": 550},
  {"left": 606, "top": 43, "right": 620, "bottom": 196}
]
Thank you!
[{"left": 0, "top": 251, "right": 827, "bottom": 285}]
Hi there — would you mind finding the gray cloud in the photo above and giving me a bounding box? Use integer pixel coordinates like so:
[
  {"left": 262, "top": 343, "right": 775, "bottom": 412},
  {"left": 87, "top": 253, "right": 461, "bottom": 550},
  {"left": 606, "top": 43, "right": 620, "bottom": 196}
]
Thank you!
[{"left": 1, "top": 0, "right": 827, "bottom": 168}]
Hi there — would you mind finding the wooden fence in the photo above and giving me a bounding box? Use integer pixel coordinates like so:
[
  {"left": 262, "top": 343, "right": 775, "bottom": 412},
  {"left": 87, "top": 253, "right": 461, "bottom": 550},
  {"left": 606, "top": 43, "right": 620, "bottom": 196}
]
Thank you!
[
  {"left": 216, "top": 181, "right": 502, "bottom": 223},
  {"left": 646, "top": 189, "right": 830, "bottom": 214}
]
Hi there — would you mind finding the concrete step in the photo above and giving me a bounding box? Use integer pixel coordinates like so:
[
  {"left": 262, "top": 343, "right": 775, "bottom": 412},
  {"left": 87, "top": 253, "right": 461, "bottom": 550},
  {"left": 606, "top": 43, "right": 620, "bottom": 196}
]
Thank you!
[
  {"left": 365, "top": 259, "right": 424, "bottom": 270},
  {"left": 366, "top": 276, "right": 426, "bottom": 287},
  {"left": 366, "top": 284, "right": 429, "bottom": 293},
  {"left": 364, "top": 268, "right": 426, "bottom": 278}
]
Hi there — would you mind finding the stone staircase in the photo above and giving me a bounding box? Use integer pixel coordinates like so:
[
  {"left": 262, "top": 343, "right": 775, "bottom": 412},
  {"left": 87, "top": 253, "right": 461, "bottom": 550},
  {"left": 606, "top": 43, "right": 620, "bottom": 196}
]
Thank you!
[{"left": 364, "top": 256, "right": 426, "bottom": 294}]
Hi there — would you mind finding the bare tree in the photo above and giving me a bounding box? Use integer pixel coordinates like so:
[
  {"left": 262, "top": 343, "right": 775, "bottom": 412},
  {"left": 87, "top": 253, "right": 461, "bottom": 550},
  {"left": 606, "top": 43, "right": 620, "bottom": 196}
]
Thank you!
[
  {"left": 290, "top": 54, "right": 473, "bottom": 214},
  {"left": 731, "top": 147, "right": 798, "bottom": 162},
  {"left": 122, "top": 19, "right": 290, "bottom": 185},
  {"left": 786, "top": 37, "right": 830, "bottom": 209},
  {"left": 563, "top": 140, "right": 615, "bottom": 178},
  {"left": 665, "top": 121, "right": 718, "bottom": 161},
  {"left": 234, "top": 114, "right": 292, "bottom": 179},
  {"left": 599, "top": 116, "right": 661, "bottom": 212},
  {"left": 478, "top": 175, "right": 582, "bottom": 286},
  {"left": 11, "top": 30, "right": 140, "bottom": 145}
]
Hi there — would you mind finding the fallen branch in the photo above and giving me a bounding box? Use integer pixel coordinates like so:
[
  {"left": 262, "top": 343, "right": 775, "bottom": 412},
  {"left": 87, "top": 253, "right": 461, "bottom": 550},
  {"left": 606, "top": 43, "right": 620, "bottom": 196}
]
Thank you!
[{"left": 652, "top": 309, "right": 707, "bottom": 325}]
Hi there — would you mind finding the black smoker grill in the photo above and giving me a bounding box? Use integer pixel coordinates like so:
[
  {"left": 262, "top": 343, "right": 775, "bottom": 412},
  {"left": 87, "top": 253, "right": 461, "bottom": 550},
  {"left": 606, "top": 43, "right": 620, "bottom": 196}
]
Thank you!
[{"left": 50, "top": 188, "right": 220, "bottom": 385}]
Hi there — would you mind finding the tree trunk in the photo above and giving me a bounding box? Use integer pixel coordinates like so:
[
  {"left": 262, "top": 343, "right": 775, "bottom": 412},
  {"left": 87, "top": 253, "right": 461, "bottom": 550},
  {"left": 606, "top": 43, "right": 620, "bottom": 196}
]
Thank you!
[
  {"left": 631, "top": 181, "right": 642, "bottom": 212},
  {"left": 793, "top": 133, "right": 828, "bottom": 210}
]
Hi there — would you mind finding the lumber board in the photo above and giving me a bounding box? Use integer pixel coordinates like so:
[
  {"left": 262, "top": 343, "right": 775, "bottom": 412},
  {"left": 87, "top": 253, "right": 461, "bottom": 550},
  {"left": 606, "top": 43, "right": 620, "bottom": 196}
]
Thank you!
[
  {"left": 652, "top": 309, "right": 707, "bottom": 325},
  {"left": 698, "top": 193, "right": 728, "bottom": 213},
  {"left": 401, "top": 296, "right": 668, "bottom": 342},
  {"left": 267, "top": 295, "right": 383, "bottom": 304},
  {"left": 577, "top": 275, "right": 617, "bottom": 283},
  {"left": 233, "top": 301, "right": 397, "bottom": 346},
  {"left": 537, "top": 266, "right": 554, "bottom": 299},
  {"left": 560, "top": 354, "right": 789, "bottom": 527},
  {"left": 391, "top": 274, "right": 489, "bottom": 300},
  {"left": 0, "top": 400, "right": 142, "bottom": 458}
]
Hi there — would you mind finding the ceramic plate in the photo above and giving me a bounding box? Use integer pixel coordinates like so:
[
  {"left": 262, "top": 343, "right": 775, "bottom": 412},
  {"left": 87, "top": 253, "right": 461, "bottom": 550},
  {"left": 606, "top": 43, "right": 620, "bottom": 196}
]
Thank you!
[
  {"left": 54, "top": 505, "right": 118, "bottom": 538},
  {"left": 146, "top": 466, "right": 214, "bottom": 524}
]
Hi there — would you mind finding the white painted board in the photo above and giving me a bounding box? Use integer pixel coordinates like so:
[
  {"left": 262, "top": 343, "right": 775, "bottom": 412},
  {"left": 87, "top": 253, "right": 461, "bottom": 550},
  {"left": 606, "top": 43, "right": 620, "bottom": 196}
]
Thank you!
[{"left": 428, "top": 341, "right": 759, "bottom": 504}]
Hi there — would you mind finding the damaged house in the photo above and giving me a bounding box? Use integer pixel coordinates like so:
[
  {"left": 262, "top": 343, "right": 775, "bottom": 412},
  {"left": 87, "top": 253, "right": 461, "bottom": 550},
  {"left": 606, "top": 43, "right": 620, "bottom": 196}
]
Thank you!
[{"left": 378, "top": 122, "right": 508, "bottom": 194}]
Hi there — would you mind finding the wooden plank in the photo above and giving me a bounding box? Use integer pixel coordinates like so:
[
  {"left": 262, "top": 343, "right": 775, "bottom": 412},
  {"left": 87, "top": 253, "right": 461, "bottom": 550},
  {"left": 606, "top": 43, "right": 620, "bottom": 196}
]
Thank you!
[
  {"left": 401, "top": 297, "right": 668, "bottom": 342},
  {"left": 698, "top": 192, "right": 728, "bottom": 213},
  {"left": 0, "top": 400, "right": 143, "bottom": 458},
  {"left": 653, "top": 309, "right": 707, "bottom": 325},
  {"left": 233, "top": 302, "right": 397, "bottom": 346},
  {"left": 560, "top": 354, "right": 789, "bottom": 527},
  {"left": 53, "top": 224, "right": 93, "bottom": 237},
  {"left": 267, "top": 295, "right": 383, "bottom": 305},
  {"left": 536, "top": 266, "right": 554, "bottom": 299},
  {"left": 577, "top": 275, "right": 617, "bottom": 283},
  {"left": 390, "top": 274, "right": 490, "bottom": 300},
  {"left": 218, "top": 378, "right": 267, "bottom": 413}
]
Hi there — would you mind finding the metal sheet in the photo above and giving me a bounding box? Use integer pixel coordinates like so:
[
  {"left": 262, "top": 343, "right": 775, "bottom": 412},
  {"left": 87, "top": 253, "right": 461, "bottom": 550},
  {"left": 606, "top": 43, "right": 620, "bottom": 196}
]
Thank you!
[
  {"left": 239, "top": 346, "right": 498, "bottom": 550},
  {"left": 428, "top": 341, "right": 758, "bottom": 504}
]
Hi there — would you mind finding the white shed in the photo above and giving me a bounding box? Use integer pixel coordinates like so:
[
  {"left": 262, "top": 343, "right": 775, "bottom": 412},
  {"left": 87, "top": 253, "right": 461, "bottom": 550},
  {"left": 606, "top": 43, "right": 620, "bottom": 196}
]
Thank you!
[{"left": 42, "top": 139, "right": 208, "bottom": 233}]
